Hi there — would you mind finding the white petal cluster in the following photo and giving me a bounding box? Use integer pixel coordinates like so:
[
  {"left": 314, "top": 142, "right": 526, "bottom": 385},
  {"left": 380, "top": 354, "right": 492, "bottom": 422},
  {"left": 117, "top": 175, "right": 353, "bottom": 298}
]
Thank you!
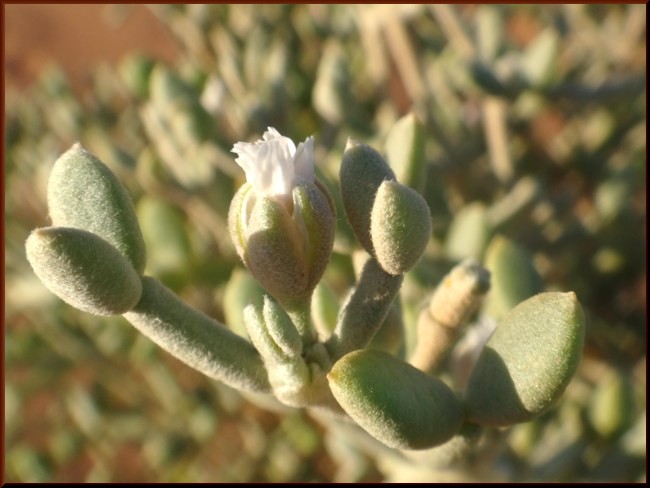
[{"left": 232, "top": 128, "right": 314, "bottom": 197}]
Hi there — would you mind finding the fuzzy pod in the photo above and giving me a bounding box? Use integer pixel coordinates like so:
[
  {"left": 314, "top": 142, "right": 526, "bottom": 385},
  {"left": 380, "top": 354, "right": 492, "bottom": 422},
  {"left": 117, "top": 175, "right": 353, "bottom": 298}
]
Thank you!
[
  {"left": 328, "top": 349, "right": 464, "bottom": 450},
  {"left": 47, "top": 143, "right": 147, "bottom": 274},
  {"left": 370, "top": 180, "right": 431, "bottom": 275},
  {"left": 26, "top": 226, "right": 142, "bottom": 316},
  {"left": 339, "top": 140, "right": 395, "bottom": 254},
  {"left": 465, "top": 292, "right": 585, "bottom": 427}
]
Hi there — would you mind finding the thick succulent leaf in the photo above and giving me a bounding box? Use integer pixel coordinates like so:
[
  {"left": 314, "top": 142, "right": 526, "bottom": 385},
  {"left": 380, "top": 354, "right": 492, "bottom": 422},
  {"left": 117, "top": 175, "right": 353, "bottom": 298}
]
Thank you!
[
  {"left": 26, "top": 226, "right": 142, "bottom": 316},
  {"left": 465, "top": 292, "right": 585, "bottom": 426},
  {"left": 329, "top": 349, "right": 463, "bottom": 450},
  {"left": 47, "top": 143, "right": 147, "bottom": 274}
]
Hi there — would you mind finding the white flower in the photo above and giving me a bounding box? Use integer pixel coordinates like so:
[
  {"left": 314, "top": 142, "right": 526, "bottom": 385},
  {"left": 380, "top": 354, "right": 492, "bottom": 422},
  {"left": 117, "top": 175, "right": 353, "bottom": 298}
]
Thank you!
[{"left": 232, "top": 128, "right": 315, "bottom": 197}]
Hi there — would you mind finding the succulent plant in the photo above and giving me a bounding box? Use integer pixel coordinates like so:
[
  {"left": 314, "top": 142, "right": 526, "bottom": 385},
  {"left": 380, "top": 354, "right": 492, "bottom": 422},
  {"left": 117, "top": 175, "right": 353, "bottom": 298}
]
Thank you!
[
  {"left": 26, "top": 136, "right": 585, "bottom": 459},
  {"left": 8, "top": 4, "right": 644, "bottom": 483}
]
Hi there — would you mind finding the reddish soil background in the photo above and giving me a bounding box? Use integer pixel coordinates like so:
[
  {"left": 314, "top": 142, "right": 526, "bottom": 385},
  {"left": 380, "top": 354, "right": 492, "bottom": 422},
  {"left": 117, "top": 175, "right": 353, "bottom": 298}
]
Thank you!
[{"left": 5, "top": 4, "right": 180, "bottom": 94}]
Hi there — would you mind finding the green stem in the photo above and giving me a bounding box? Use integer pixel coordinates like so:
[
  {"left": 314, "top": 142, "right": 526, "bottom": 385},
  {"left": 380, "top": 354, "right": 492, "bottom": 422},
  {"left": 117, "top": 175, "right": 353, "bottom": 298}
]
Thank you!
[
  {"left": 325, "top": 258, "right": 403, "bottom": 361},
  {"left": 124, "top": 276, "right": 271, "bottom": 393}
]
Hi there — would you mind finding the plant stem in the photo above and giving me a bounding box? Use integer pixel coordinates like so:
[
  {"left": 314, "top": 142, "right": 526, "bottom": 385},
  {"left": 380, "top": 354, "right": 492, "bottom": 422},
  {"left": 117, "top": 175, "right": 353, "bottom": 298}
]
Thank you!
[
  {"left": 326, "top": 258, "right": 403, "bottom": 361},
  {"left": 124, "top": 276, "right": 271, "bottom": 393}
]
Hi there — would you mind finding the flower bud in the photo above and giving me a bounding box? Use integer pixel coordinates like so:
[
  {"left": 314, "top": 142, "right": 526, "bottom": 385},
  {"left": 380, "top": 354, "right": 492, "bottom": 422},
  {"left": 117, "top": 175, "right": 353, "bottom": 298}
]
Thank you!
[
  {"left": 370, "top": 180, "right": 431, "bottom": 275},
  {"left": 328, "top": 349, "right": 463, "bottom": 450},
  {"left": 26, "top": 227, "right": 142, "bottom": 316},
  {"left": 229, "top": 129, "right": 335, "bottom": 305}
]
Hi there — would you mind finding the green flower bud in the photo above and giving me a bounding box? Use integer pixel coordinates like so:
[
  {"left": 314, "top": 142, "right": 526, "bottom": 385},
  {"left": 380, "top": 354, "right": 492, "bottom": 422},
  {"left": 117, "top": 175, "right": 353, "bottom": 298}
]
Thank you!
[
  {"left": 47, "top": 143, "right": 147, "bottom": 274},
  {"left": 245, "top": 191, "right": 309, "bottom": 302},
  {"left": 465, "top": 292, "right": 585, "bottom": 427},
  {"left": 371, "top": 180, "right": 431, "bottom": 275},
  {"left": 340, "top": 140, "right": 395, "bottom": 254},
  {"left": 328, "top": 349, "right": 463, "bottom": 450},
  {"left": 229, "top": 182, "right": 334, "bottom": 305},
  {"left": 229, "top": 129, "right": 335, "bottom": 306},
  {"left": 26, "top": 227, "right": 142, "bottom": 316}
]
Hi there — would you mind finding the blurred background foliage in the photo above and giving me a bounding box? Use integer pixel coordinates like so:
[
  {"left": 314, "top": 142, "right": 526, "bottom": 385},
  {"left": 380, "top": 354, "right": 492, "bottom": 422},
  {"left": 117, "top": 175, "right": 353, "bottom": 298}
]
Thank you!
[{"left": 5, "top": 4, "right": 646, "bottom": 482}]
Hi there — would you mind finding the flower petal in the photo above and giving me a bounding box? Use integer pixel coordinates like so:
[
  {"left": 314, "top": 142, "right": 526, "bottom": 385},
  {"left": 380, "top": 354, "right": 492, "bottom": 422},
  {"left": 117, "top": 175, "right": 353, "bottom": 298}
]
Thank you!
[
  {"left": 263, "top": 127, "right": 296, "bottom": 156},
  {"left": 232, "top": 128, "right": 314, "bottom": 197},
  {"left": 294, "top": 136, "right": 315, "bottom": 184},
  {"left": 262, "top": 136, "right": 295, "bottom": 196}
]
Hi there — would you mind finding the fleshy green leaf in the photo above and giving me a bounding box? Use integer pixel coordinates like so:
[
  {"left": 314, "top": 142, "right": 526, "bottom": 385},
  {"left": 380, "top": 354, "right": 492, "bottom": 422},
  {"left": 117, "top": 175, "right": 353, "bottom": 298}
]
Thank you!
[
  {"left": 385, "top": 113, "right": 426, "bottom": 193},
  {"left": 445, "top": 202, "right": 491, "bottom": 261},
  {"left": 519, "top": 28, "right": 559, "bottom": 87},
  {"left": 340, "top": 140, "right": 395, "bottom": 254},
  {"left": 26, "top": 226, "right": 142, "bottom": 316},
  {"left": 483, "top": 235, "right": 543, "bottom": 319},
  {"left": 371, "top": 180, "right": 431, "bottom": 275},
  {"left": 328, "top": 349, "right": 463, "bottom": 450},
  {"left": 465, "top": 292, "right": 585, "bottom": 426},
  {"left": 47, "top": 143, "right": 147, "bottom": 274},
  {"left": 223, "top": 268, "right": 265, "bottom": 339},
  {"left": 262, "top": 295, "right": 303, "bottom": 361},
  {"left": 311, "top": 281, "right": 339, "bottom": 338}
]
